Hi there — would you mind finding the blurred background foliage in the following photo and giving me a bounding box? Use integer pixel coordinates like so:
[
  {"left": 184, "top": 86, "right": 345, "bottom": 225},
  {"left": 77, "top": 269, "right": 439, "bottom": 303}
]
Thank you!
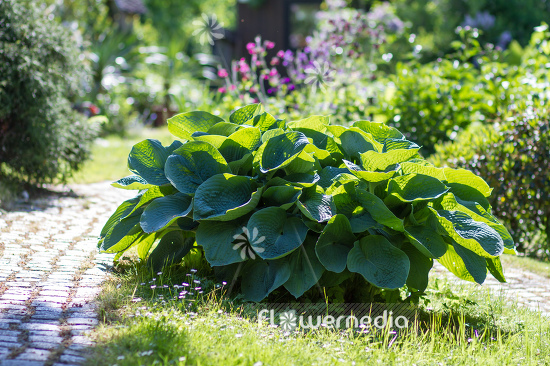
[{"left": 2, "top": 0, "right": 550, "bottom": 257}]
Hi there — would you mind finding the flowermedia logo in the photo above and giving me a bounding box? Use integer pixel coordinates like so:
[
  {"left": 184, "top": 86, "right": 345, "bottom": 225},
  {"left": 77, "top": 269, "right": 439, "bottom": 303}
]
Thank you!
[
  {"left": 232, "top": 226, "right": 266, "bottom": 260},
  {"left": 260, "top": 309, "right": 409, "bottom": 331},
  {"left": 304, "top": 60, "right": 336, "bottom": 93},
  {"left": 192, "top": 13, "right": 224, "bottom": 46},
  {"left": 255, "top": 303, "right": 416, "bottom": 331}
]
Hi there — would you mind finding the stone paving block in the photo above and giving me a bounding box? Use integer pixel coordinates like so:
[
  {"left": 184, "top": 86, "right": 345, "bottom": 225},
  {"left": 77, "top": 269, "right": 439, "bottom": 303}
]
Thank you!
[
  {"left": 28, "top": 334, "right": 64, "bottom": 344},
  {"left": 1, "top": 360, "right": 45, "bottom": 366},
  {"left": 59, "top": 354, "right": 87, "bottom": 364},
  {"left": 28, "top": 330, "right": 61, "bottom": 338},
  {"left": 20, "top": 323, "right": 60, "bottom": 332},
  {"left": 0, "top": 294, "right": 30, "bottom": 302},
  {"left": 0, "top": 334, "right": 18, "bottom": 343},
  {"left": 15, "top": 348, "right": 51, "bottom": 362},
  {"left": 30, "top": 341, "right": 62, "bottom": 351},
  {"left": 0, "top": 330, "right": 19, "bottom": 337}
]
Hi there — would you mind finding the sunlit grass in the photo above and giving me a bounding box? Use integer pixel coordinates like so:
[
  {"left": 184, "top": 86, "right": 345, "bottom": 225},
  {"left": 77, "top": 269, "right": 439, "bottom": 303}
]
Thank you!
[
  {"left": 86, "top": 261, "right": 550, "bottom": 366},
  {"left": 69, "top": 127, "right": 174, "bottom": 184},
  {"left": 501, "top": 254, "right": 550, "bottom": 278}
]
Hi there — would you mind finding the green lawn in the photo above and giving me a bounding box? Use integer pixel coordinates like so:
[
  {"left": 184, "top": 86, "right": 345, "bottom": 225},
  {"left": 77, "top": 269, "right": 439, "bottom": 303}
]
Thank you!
[
  {"left": 501, "top": 254, "right": 550, "bottom": 278},
  {"left": 70, "top": 127, "right": 174, "bottom": 184},
  {"left": 85, "top": 261, "right": 550, "bottom": 366}
]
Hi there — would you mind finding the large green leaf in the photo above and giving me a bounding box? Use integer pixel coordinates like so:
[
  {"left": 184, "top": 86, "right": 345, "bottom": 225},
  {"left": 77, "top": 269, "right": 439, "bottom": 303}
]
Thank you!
[
  {"left": 331, "top": 185, "right": 379, "bottom": 233},
  {"left": 255, "top": 131, "right": 309, "bottom": 173},
  {"left": 297, "top": 186, "right": 335, "bottom": 222},
  {"left": 284, "top": 150, "right": 316, "bottom": 175},
  {"left": 441, "top": 240, "right": 487, "bottom": 285},
  {"left": 140, "top": 193, "right": 193, "bottom": 233},
  {"left": 241, "top": 259, "right": 291, "bottom": 302},
  {"left": 430, "top": 208, "right": 504, "bottom": 258},
  {"left": 260, "top": 128, "right": 285, "bottom": 143},
  {"left": 401, "top": 242, "right": 433, "bottom": 292},
  {"left": 343, "top": 159, "right": 399, "bottom": 183},
  {"left": 168, "top": 111, "right": 225, "bottom": 140},
  {"left": 356, "top": 189, "right": 404, "bottom": 232},
  {"left": 128, "top": 139, "right": 174, "bottom": 185},
  {"left": 387, "top": 174, "right": 449, "bottom": 203},
  {"left": 100, "top": 210, "right": 144, "bottom": 253},
  {"left": 136, "top": 232, "right": 160, "bottom": 260},
  {"left": 288, "top": 115, "right": 329, "bottom": 133},
  {"left": 147, "top": 231, "right": 195, "bottom": 272},
  {"left": 360, "top": 148, "right": 419, "bottom": 172},
  {"left": 486, "top": 257, "right": 506, "bottom": 282},
  {"left": 400, "top": 162, "right": 447, "bottom": 181},
  {"left": 317, "top": 167, "right": 352, "bottom": 189},
  {"left": 444, "top": 167, "right": 492, "bottom": 197},
  {"left": 252, "top": 112, "right": 279, "bottom": 131},
  {"left": 283, "top": 236, "right": 325, "bottom": 298},
  {"left": 208, "top": 122, "right": 242, "bottom": 136},
  {"left": 382, "top": 139, "right": 420, "bottom": 152},
  {"left": 262, "top": 185, "right": 302, "bottom": 210},
  {"left": 347, "top": 235, "right": 410, "bottom": 289},
  {"left": 218, "top": 127, "right": 262, "bottom": 162},
  {"left": 229, "top": 104, "right": 264, "bottom": 124},
  {"left": 165, "top": 141, "right": 230, "bottom": 195},
  {"left": 315, "top": 215, "right": 356, "bottom": 273},
  {"left": 192, "top": 134, "right": 227, "bottom": 148},
  {"left": 100, "top": 196, "right": 140, "bottom": 238},
  {"left": 440, "top": 193, "right": 514, "bottom": 250},
  {"left": 196, "top": 218, "right": 249, "bottom": 266},
  {"left": 352, "top": 120, "right": 404, "bottom": 142},
  {"left": 404, "top": 225, "right": 447, "bottom": 258},
  {"left": 193, "top": 174, "right": 262, "bottom": 221},
  {"left": 247, "top": 207, "right": 309, "bottom": 259},
  {"left": 339, "top": 129, "right": 377, "bottom": 160},
  {"left": 112, "top": 175, "right": 154, "bottom": 190}
]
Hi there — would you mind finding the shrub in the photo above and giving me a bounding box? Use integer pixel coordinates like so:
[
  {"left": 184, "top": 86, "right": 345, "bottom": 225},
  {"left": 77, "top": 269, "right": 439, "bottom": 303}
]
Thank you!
[
  {"left": 431, "top": 103, "right": 550, "bottom": 258},
  {"left": 99, "top": 104, "right": 513, "bottom": 302},
  {"left": 0, "top": 0, "right": 97, "bottom": 184}
]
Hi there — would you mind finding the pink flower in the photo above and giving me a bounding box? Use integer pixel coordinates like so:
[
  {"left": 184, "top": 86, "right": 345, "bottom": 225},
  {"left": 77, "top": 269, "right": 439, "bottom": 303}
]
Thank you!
[
  {"left": 270, "top": 57, "right": 280, "bottom": 66},
  {"left": 218, "top": 87, "right": 226, "bottom": 93},
  {"left": 277, "top": 50, "right": 285, "bottom": 58},
  {"left": 265, "top": 41, "right": 275, "bottom": 49},
  {"left": 246, "top": 42, "right": 255, "bottom": 54},
  {"left": 229, "top": 85, "right": 236, "bottom": 91},
  {"left": 217, "top": 69, "right": 228, "bottom": 78},
  {"left": 256, "top": 61, "right": 262, "bottom": 66},
  {"left": 269, "top": 68, "right": 278, "bottom": 77}
]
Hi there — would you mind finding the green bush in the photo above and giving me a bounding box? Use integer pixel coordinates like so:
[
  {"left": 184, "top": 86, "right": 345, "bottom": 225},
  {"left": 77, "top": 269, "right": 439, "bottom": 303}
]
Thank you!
[
  {"left": 0, "top": 0, "right": 97, "bottom": 184},
  {"left": 375, "top": 25, "right": 550, "bottom": 155},
  {"left": 99, "top": 104, "right": 513, "bottom": 303},
  {"left": 431, "top": 103, "right": 550, "bottom": 258}
]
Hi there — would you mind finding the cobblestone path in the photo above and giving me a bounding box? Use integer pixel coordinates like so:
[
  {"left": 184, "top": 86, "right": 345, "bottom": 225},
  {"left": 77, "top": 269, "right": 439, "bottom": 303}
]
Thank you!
[
  {"left": 433, "top": 261, "right": 550, "bottom": 316},
  {"left": 0, "top": 183, "right": 133, "bottom": 366},
  {"left": 0, "top": 182, "right": 549, "bottom": 365}
]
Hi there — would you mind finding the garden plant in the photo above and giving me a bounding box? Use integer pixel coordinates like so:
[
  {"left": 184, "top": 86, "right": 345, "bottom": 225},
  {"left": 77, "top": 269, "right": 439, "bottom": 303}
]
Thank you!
[{"left": 99, "top": 104, "right": 514, "bottom": 303}]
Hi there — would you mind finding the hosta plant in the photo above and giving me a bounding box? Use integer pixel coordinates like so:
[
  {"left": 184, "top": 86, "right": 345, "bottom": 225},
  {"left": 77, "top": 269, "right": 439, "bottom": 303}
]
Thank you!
[{"left": 99, "top": 104, "right": 514, "bottom": 302}]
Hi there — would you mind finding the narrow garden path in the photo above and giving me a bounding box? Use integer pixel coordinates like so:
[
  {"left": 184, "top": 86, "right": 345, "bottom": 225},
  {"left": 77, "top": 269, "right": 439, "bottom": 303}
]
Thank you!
[
  {"left": 0, "top": 183, "right": 133, "bottom": 366},
  {"left": 0, "top": 182, "right": 548, "bottom": 365}
]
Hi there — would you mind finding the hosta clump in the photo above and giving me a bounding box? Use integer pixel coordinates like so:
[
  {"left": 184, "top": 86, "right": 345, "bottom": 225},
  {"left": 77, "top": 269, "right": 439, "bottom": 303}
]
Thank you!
[{"left": 99, "top": 104, "right": 514, "bottom": 302}]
